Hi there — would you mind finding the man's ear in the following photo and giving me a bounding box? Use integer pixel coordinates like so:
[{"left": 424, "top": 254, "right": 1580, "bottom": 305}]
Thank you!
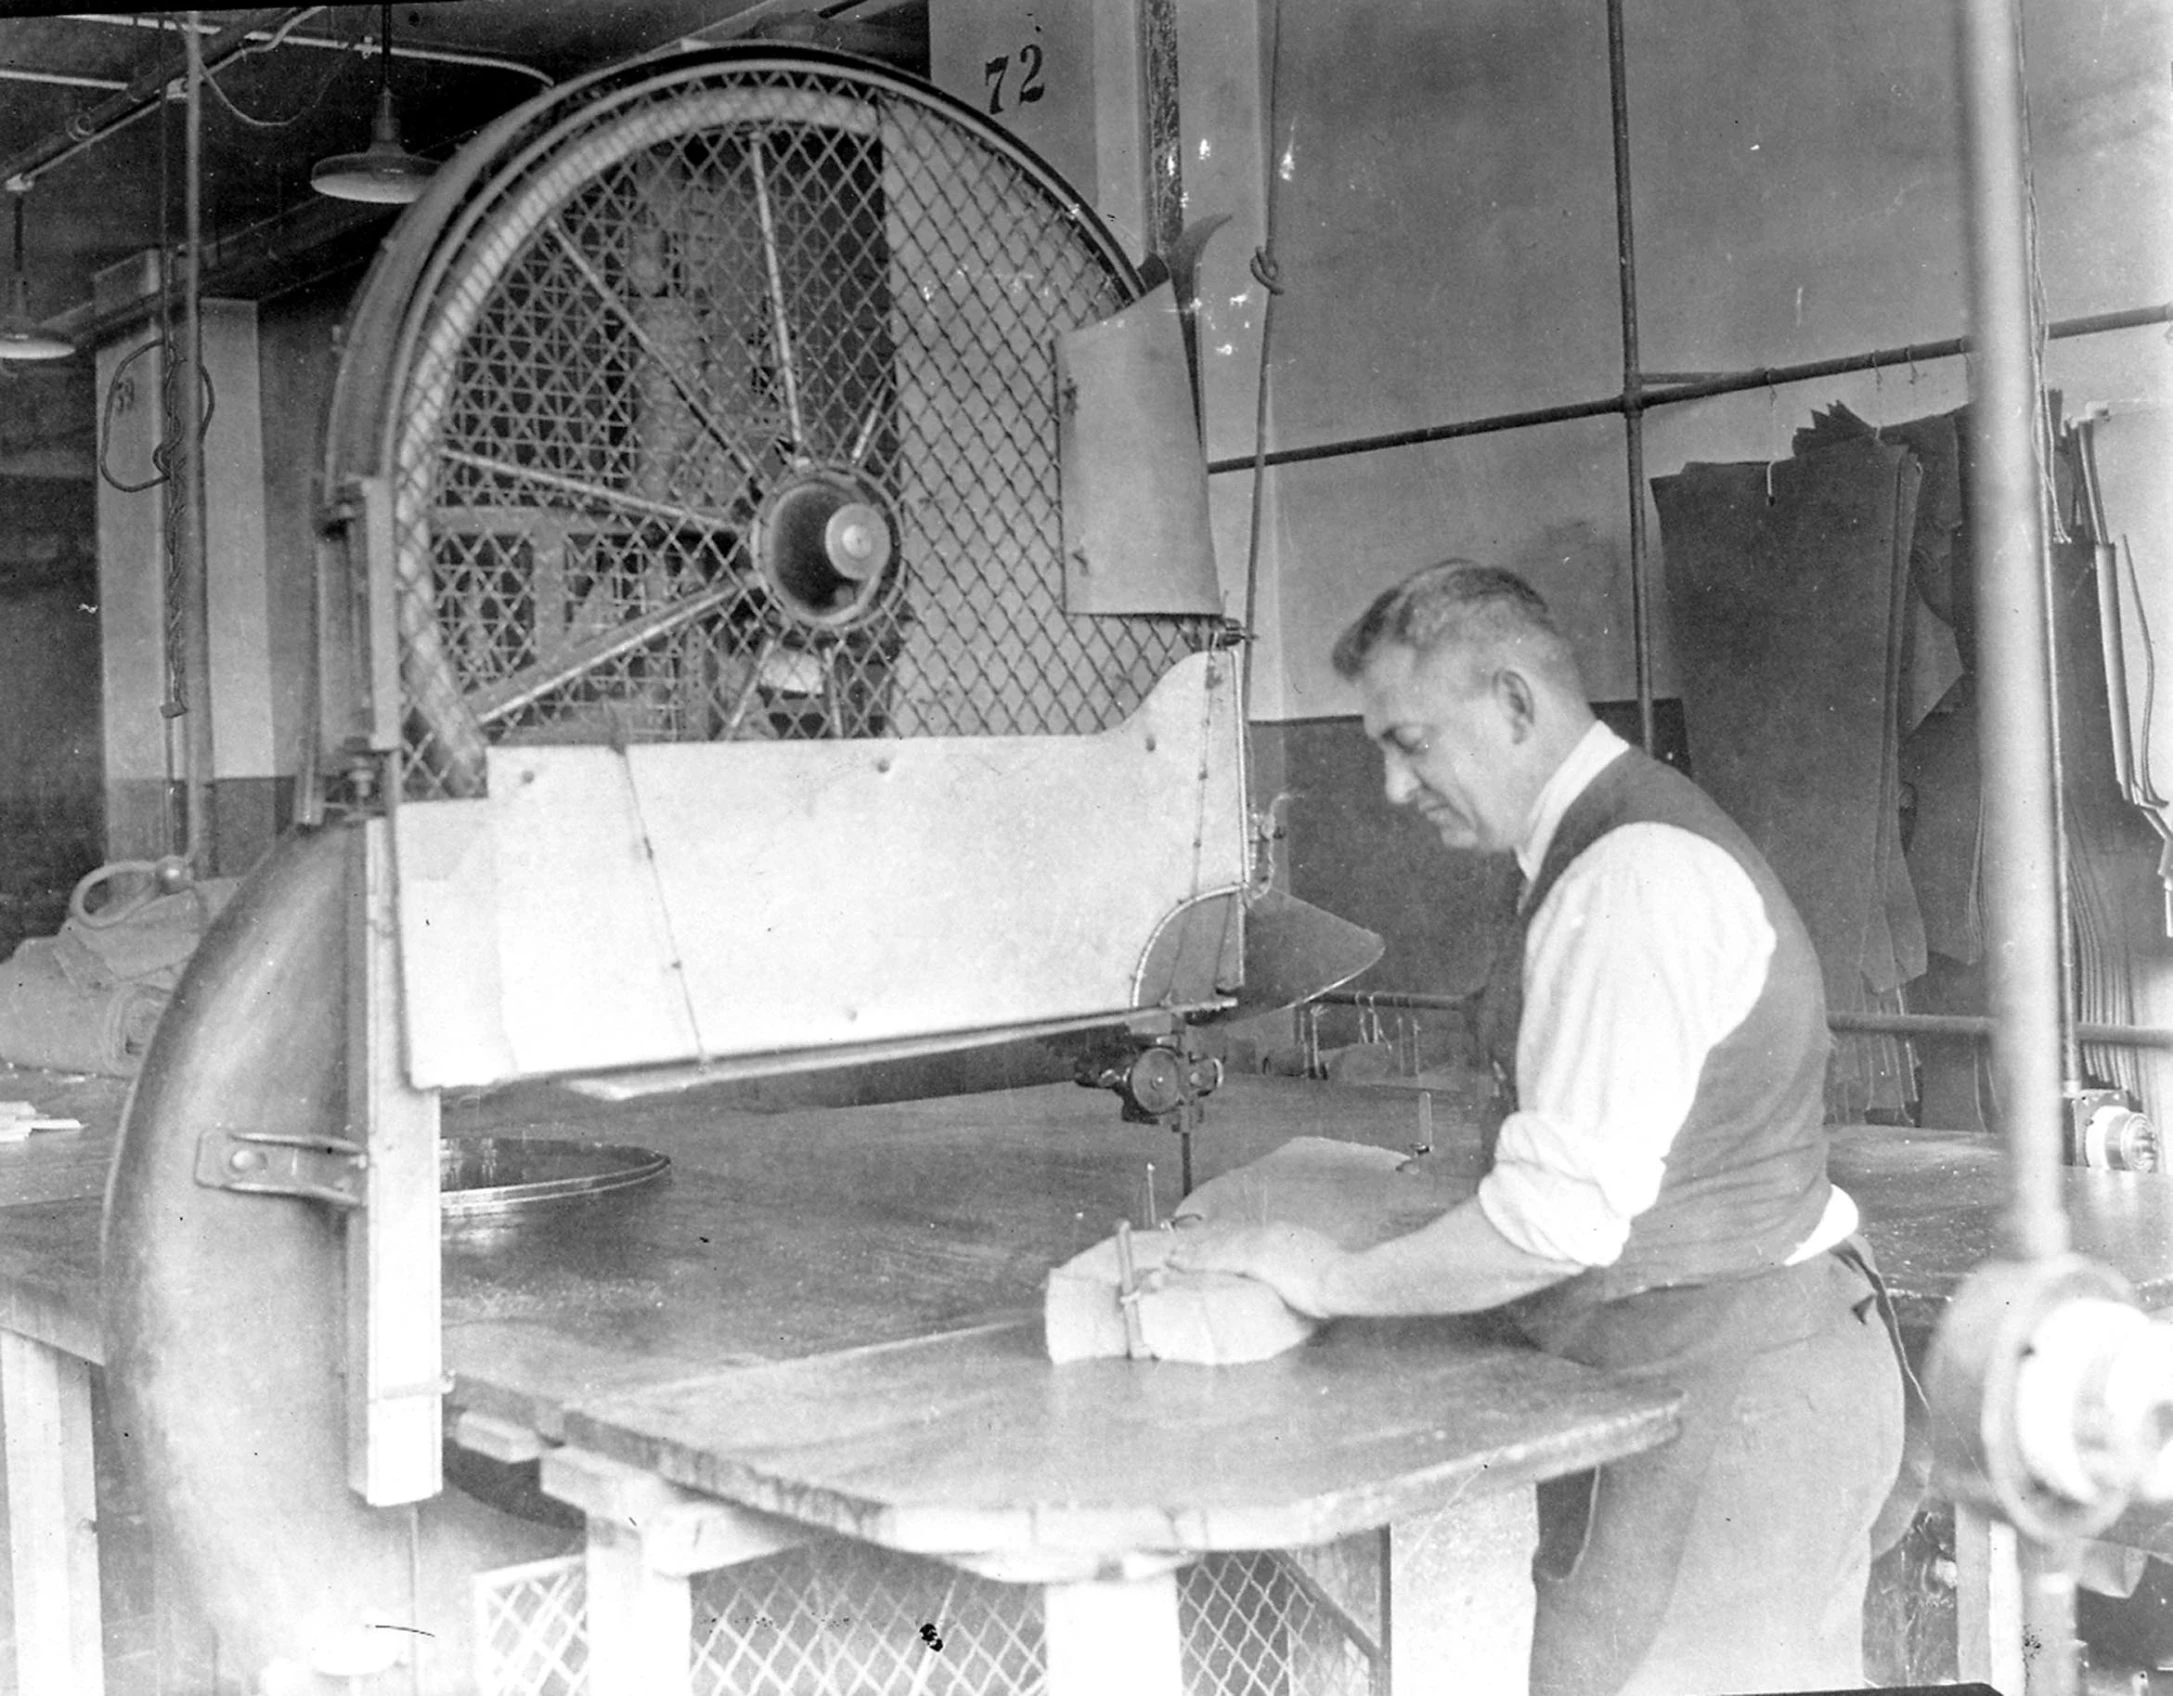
[{"left": 1493, "top": 667, "right": 1539, "bottom": 739}]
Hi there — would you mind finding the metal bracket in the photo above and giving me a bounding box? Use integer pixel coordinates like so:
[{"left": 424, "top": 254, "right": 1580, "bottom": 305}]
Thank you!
[{"left": 195, "top": 1126, "right": 366, "bottom": 1208}]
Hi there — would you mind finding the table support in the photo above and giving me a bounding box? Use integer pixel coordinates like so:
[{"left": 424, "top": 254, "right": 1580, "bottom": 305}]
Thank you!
[
  {"left": 1043, "top": 1568, "right": 1184, "bottom": 1696},
  {"left": 1955, "top": 1504, "right": 2027, "bottom": 1694},
  {"left": 1, "top": 1331, "right": 104, "bottom": 1696},
  {"left": 1389, "top": 1485, "right": 1538, "bottom": 1696},
  {"left": 542, "top": 1446, "right": 806, "bottom": 1696}
]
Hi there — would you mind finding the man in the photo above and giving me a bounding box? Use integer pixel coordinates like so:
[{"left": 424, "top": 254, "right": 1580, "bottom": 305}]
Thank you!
[{"left": 1170, "top": 562, "right": 1907, "bottom": 1696}]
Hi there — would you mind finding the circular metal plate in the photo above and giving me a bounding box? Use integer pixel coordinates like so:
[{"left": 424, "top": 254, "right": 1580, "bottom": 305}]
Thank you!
[{"left": 438, "top": 1135, "right": 669, "bottom": 1216}]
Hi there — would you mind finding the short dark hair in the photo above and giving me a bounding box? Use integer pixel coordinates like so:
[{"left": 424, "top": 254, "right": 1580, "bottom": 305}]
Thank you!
[{"left": 1330, "top": 560, "right": 1580, "bottom": 688}]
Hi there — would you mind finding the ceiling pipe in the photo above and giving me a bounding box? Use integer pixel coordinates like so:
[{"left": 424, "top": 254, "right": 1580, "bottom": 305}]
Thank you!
[
  {"left": 0, "top": 67, "right": 130, "bottom": 92},
  {"left": 1, "top": 7, "right": 302, "bottom": 193},
  {"left": 58, "top": 11, "right": 554, "bottom": 87}
]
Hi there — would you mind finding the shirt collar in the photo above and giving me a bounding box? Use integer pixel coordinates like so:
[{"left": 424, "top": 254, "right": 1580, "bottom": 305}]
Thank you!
[{"left": 1515, "top": 719, "right": 1630, "bottom": 887}]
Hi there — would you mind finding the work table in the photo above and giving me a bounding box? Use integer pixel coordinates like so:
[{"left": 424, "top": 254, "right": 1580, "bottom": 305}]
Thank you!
[{"left": 10, "top": 1063, "right": 2173, "bottom": 1696}]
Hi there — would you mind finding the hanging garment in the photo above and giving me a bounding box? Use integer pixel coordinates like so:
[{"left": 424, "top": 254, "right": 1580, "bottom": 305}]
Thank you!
[
  {"left": 2077, "top": 403, "right": 2173, "bottom": 890},
  {"left": 1654, "top": 436, "right": 1926, "bottom": 1116}
]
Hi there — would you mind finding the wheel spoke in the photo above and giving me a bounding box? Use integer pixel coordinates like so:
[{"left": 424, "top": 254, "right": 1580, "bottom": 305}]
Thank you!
[
  {"left": 465, "top": 576, "right": 755, "bottom": 727},
  {"left": 749, "top": 137, "right": 809, "bottom": 455},
  {"left": 540, "top": 221, "right": 767, "bottom": 489},
  {"left": 439, "top": 447, "right": 744, "bottom": 536}
]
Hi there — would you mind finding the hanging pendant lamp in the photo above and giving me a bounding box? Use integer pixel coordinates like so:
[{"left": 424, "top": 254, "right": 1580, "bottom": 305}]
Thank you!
[
  {"left": 310, "top": 1, "right": 434, "bottom": 205},
  {"left": 0, "top": 193, "right": 74, "bottom": 363}
]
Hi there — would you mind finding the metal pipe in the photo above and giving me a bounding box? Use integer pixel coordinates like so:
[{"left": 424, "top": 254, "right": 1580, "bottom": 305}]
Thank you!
[
  {"left": 1959, "top": 0, "right": 2068, "bottom": 1271},
  {"left": 2045, "top": 498, "right": 2087, "bottom": 1099},
  {"left": 1828, "top": 1010, "right": 2173, "bottom": 1053},
  {"left": 0, "top": 67, "right": 129, "bottom": 92},
  {"left": 177, "top": 18, "right": 214, "bottom": 872},
  {"left": 1, "top": 9, "right": 300, "bottom": 193},
  {"left": 58, "top": 11, "right": 554, "bottom": 85},
  {"left": 1604, "top": 0, "right": 1656, "bottom": 752},
  {"left": 1204, "top": 300, "right": 2173, "bottom": 478}
]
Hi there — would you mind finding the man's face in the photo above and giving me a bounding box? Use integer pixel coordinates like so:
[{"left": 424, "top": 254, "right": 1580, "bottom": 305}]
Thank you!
[{"left": 1356, "top": 643, "right": 1530, "bottom": 853}]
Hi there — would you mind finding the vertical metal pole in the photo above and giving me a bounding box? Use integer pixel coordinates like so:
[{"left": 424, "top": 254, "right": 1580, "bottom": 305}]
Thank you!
[
  {"left": 178, "top": 16, "right": 214, "bottom": 871},
  {"left": 1604, "top": 0, "right": 1656, "bottom": 753},
  {"left": 1958, "top": 0, "right": 2067, "bottom": 1266},
  {"left": 1957, "top": 1, "right": 2075, "bottom": 1685}
]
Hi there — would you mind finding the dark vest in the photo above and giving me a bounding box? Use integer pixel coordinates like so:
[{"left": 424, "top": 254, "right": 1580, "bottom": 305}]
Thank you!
[{"left": 1477, "top": 744, "right": 1834, "bottom": 1314}]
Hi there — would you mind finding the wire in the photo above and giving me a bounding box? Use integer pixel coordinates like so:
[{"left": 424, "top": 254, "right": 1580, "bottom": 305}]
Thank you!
[
  {"left": 96, "top": 336, "right": 217, "bottom": 494},
  {"left": 197, "top": 12, "right": 359, "bottom": 131}
]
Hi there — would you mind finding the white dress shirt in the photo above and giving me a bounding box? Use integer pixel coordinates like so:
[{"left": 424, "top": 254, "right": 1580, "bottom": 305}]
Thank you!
[{"left": 1475, "top": 721, "right": 1859, "bottom": 1269}]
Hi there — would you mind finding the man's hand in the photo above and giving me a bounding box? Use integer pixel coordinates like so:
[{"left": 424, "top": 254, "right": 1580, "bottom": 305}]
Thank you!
[{"left": 1164, "top": 1221, "right": 1347, "bottom": 1319}]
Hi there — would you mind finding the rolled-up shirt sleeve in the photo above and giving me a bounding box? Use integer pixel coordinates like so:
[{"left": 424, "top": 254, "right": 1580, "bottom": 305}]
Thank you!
[{"left": 1476, "top": 822, "right": 1776, "bottom": 1268}]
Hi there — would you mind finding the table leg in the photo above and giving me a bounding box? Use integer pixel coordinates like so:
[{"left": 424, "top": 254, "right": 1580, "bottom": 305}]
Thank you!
[
  {"left": 1954, "top": 1504, "right": 2027, "bottom": 1695},
  {"left": 1388, "top": 1485, "right": 1537, "bottom": 1696},
  {"left": 584, "top": 1518, "right": 692, "bottom": 1696},
  {"left": 1, "top": 1331, "right": 104, "bottom": 1696},
  {"left": 1043, "top": 1569, "right": 1183, "bottom": 1696},
  {"left": 541, "top": 1445, "right": 806, "bottom": 1696}
]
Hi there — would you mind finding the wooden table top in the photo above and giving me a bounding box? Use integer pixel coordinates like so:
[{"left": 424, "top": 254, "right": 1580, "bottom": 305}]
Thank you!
[
  {"left": 560, "top": 1314, "right": 1678, "bottom": 1562},
  {"left": 13, "top": 1061, "right": 2173, "bottom": 1495},
  {"left": 1827, "top": 1123, "right": 2173, "bottom": 1330}
]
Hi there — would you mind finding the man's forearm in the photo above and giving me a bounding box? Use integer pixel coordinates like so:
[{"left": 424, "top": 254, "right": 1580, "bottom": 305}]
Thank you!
[{"left": 1316, "top": 1197, "right": 1582, "bottom": 1316}]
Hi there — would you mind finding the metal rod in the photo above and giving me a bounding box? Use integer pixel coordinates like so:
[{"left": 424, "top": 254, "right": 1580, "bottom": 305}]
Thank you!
[
  {"left": 1828, "top": 1010, "right": 2173, "bottom": 1052},
  {"left": 2045, "top": 502, "right": 2086, "bottom": 1098},
  {"left": 748, "top": 143, "right": 807, "bottom": 456},
  {"left": 178, "top": 16, "right": 215, "bottom": 872},
  {"left": 1204, "top": 300, "right": 2173, "bottom": 478},
  {"left": 1310, "top": 988, "right": 1476, "bottom": 1012},
  {"left": 1114, "top": 1220, "right": 1146, "bottom": 1359},
  {"left": 1960, "top": 0, "right": 2067, "bottom": 1270},
  {"left": 1604, "top": 0, "right": 1656, "bottom": 752}
]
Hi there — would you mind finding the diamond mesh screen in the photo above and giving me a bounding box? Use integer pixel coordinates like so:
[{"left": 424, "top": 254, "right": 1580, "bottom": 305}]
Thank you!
[
  {"left": 475, "top": 1554, "right": 587, "bottom": 1696},
  {"left": 471, "top": 1543, "right": 1381, "bottom": 1696},
  {"left": 379, "top": 62, "right": 1210, "bottom": 798}
]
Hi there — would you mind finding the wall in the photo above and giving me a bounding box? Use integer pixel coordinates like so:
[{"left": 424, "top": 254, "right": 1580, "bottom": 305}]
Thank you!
[
  {"left": 1244, "top": 0, "right": 2173, "bottom": 715},
  {"left": 1241, "top": 0, "right": 2172, "bottom": 997},
  {"left": 937, "top": 0, "right": 2173, "bottom": 1003}
]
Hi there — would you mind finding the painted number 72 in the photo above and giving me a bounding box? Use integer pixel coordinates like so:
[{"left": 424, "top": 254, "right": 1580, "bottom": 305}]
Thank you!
[{"left": 982, "top": 43, "right": 1047, "bottom": 115}]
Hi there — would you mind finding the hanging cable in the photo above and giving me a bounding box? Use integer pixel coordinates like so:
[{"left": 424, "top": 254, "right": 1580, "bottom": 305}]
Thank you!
[{"left": 197, "top": 9, "right": 360, "bottom": 130}]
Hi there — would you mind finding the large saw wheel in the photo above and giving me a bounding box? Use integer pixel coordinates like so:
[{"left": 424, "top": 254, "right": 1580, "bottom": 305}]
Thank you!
[{"left": 323, "top": 45, "right": 1212, "bottom": 799}]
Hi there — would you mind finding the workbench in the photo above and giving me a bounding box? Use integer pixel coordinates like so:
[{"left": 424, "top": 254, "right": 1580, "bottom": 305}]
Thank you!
[
  {"left": 438, "top": 1076, "right": 1675, "bottom": 1696},
  {"left": 9, "top": 1064, "right": 2173, "bottom": 1696}
]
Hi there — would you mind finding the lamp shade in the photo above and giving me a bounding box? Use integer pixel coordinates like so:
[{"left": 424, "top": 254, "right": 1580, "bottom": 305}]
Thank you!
[
  {"left": 0, "top": 273, "right": 72, "bottom": 362},
  {"left": 311, "top": 89, "right": 433, "bottom": 205}
]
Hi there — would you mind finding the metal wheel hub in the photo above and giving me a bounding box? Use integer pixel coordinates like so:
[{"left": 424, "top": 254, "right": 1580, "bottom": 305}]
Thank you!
[{"left": 753, "top": 464, "right": 897, "bottom": 629}]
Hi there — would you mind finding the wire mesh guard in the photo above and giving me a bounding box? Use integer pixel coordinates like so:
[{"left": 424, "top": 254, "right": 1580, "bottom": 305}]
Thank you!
[
  {"left": 386, "top": 60, "right": 1210, "bottom": 799},
  {"left": 473, "top": 1537, "right": 1379, "bottom": 1696}
]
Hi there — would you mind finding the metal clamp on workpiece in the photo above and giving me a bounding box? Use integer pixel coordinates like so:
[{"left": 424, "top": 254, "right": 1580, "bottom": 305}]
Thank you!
[
  {"left": 194, "top": 1125, "right": 367, "bottom": 1208},
  {"left": 1927, "top": 1253, "right": 2173, "bottom": 1542}
]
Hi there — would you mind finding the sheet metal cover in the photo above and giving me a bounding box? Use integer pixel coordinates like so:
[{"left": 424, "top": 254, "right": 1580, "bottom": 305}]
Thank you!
[{"left": 1057, "top": 280, "right": 1222, "bottom": 616}]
